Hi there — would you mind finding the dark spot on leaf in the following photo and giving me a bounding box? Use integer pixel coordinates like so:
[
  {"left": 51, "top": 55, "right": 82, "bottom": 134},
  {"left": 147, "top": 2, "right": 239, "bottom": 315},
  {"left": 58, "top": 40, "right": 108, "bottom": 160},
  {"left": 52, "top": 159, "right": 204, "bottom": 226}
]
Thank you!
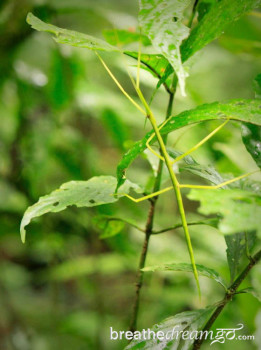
[
  {"left": 173, "top": 16, "right": 178, "bottom": 22},
  {"left": 53, "top": 202, "right": 59, "bottom": 206},
  {"left": 89, "top": 199, "right": 95, "bottom": 204}
]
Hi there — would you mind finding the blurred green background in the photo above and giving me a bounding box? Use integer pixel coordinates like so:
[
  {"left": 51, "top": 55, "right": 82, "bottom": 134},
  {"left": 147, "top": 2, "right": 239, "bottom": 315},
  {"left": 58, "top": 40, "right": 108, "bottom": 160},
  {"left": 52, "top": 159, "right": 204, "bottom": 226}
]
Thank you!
[{"left": 0, "top": 0, "right": 261, "bottom": 349}]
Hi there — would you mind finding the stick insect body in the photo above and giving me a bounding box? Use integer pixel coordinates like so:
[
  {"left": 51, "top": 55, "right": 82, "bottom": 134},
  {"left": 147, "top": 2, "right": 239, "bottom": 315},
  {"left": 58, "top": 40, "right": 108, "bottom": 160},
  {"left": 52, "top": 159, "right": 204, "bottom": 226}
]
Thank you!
[{"left": 95, "top": 41, "right": 259, "bottom": 299}]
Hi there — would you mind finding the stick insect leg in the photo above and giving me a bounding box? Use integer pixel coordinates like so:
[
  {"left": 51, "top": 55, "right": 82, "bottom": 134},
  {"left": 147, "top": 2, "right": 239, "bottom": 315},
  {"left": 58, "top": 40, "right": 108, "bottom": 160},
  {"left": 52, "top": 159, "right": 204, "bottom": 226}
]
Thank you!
[
  {"left": 171, "top": 119, "right": 230, "bottom": 165},
  {"left": 179, "top": 170, "right": 259, "bottom": 190},
  {"left": 124, "top": 186, "right": 173, "bottom": 203}
]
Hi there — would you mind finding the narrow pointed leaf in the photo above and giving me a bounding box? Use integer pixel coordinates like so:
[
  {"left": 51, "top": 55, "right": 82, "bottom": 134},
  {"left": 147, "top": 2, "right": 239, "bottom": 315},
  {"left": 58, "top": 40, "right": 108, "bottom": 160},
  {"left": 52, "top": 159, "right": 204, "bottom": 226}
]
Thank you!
[
  {"left": 142, "top": 262, "right": 227, "bottom": 289},
  {"left": 181, "top": 0, "right": 261, "bottom": 62},
  {"left": 26, "top": 13, "right": 120, "bottom": 52}
]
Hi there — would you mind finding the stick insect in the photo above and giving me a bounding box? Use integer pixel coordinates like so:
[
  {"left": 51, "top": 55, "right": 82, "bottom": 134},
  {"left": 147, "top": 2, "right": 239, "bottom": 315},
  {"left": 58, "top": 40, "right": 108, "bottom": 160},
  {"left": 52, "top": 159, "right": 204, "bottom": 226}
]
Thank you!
[{"left": 95, "top": 39, "right": 258, "bottom": 299}]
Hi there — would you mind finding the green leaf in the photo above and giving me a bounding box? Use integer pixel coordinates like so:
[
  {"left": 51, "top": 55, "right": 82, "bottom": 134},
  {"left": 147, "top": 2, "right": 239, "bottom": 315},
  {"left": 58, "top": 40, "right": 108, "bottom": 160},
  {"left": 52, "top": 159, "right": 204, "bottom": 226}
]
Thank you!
[
  {"left": 181, "top": 0, "right": 261, "bottom": 62},
  {"left": 176, "top": 155, "right": 227, "bottom": 185},
  {"left": 116, "top": 99, "right": 261, "bottom": 191},
  {"left": 93, "top": 216, "right": 126, "bottom": 239},
  {"left": 26, "top": 13, "right": 120, "bottom": 52},
  {"left": 103, "top": 29, "right": 151, "bottom": 47},
  {"left": 139, "top": 0, "right": 191, "bottom": 96},
  {"left": 20, "top": 176, "right": 138, "bottom": 243},
  {"left": 225, "top": 231, "right": 256, "bottom": 282},
  {"left": 125, "top": 307, "right": 215, "bottom": 349},
  {"left": 150, "top": 64, "right": 175, "bottom": 103},
  {"left": 142, "top": 262, "right": 227, "bottom": 289},
  {"left": 126, "top": 51, "right": 170, "bottom": 84},
  {"left": 187, "top": 189, "right": 261, "bottom": 237},
  {"left": 168, "top": 148, "right": 227, "bottom": 186},
  {"left": 182, "top": 164, "right": 226, "bottom": 186},
  {"left": 160, "top": 0, "right": 261, "bottom": 85},
  {"left": 197, "top": 0, "right": 216, "bottom": 22},
  {"left": 241, "top": 123, "right": 261, "bottom": 168}
]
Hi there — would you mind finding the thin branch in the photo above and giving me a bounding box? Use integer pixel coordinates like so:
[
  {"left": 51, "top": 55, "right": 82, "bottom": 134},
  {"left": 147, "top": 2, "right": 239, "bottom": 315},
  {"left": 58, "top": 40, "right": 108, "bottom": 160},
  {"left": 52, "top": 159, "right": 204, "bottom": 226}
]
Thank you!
[
  {"left": 152, "top": 218, "right": 218, "bottom": 235},
  {"left": 192, "top": 249, "right": 261, "bottom": 350}
]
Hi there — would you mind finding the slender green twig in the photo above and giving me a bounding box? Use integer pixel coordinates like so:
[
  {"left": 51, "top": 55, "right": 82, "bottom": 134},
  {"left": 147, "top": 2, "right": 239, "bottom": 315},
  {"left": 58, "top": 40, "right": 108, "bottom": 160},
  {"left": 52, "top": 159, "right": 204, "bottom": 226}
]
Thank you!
[
  {"left": 192, "top": 249, "right": 261, "bottom": 350},
  {"left": 152, "top": 218, "right": 218, "bottom": 235}
]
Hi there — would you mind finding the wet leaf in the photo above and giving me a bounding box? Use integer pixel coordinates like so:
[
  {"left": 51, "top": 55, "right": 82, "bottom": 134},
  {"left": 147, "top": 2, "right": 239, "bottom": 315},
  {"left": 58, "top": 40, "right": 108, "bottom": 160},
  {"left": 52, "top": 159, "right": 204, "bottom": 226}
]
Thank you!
[
  {"left": 27, "top": 13, "right": 120, "bottom": 52},
  {"left": 125, "top": 307, "right": 215, "bottom": 349},
  {"left": 139, "top": 0, "right": 191, "bottom": 96},
  {"left": 20, "top": 176, "right": 138, "bottom": 243}
]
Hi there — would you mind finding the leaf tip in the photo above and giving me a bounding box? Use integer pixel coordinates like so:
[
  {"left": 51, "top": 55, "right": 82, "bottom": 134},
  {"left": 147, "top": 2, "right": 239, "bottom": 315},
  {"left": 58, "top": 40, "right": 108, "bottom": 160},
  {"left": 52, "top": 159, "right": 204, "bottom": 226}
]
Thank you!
[
  {"left": 20, "top": 228, "right": 26, "bottom": 244},
  {"left": 26, "top": 12, "right": 34, "bottom": 25}
]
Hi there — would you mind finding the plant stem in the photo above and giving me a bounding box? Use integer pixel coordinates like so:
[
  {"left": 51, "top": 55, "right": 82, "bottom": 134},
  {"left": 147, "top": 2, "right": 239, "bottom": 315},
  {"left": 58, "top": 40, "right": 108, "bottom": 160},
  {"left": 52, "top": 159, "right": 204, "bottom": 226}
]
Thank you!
[
  {"left": 152, "top": 218, "right": 218, "bottom": 235},
  {"left": 129, "top": 85, "right": 176, "bottom": 332},
  {"left": 192, "top": 249, "right": 261, "bottom": 350}
]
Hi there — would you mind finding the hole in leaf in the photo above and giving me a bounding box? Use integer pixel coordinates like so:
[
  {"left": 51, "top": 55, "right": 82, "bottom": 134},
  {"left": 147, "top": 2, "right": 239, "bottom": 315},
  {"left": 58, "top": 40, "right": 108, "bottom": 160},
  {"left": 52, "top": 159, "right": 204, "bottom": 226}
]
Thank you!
[
  {"left": 173, "top": 16, "right": 178, "bottom": 22},
  {"left": 89, "top": 199, "right": 96, "bottom": 204},
  {"left": 53, "top": 202, "right": 59, "bottom": 206}
]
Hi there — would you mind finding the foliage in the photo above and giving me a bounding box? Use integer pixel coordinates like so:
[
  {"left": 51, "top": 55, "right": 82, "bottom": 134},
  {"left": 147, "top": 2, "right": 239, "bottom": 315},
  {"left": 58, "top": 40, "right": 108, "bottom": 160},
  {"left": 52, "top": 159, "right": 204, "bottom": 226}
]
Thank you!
[{"left": 0, "top": 0, "right": 261, "bottom": 349}]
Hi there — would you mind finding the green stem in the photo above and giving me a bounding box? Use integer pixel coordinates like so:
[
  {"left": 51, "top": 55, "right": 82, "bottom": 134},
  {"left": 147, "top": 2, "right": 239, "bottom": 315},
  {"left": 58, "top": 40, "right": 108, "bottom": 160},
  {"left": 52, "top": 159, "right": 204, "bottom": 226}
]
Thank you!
[
  {"left": 129, "top": 85, "right": 176, "bottom": 332},
  {"left": 137, "top": 89, "right": 201, "bottom": 297},
  {"left": 192, "top": 249, "right": 261, "bottom": 350}
]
